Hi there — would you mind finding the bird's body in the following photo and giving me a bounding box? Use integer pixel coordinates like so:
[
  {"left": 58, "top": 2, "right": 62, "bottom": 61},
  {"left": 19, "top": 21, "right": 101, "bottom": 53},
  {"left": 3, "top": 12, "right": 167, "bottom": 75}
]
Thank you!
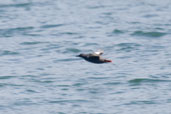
[{"left": 77, "top": 51, "right": 112, "bottom": 64}]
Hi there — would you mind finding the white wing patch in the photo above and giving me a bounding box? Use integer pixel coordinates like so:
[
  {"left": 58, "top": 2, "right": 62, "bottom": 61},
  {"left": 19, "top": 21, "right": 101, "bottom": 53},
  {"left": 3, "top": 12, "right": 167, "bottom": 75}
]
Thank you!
[{"left": 94, "top": 50, "right": 104, "bottom": 55}]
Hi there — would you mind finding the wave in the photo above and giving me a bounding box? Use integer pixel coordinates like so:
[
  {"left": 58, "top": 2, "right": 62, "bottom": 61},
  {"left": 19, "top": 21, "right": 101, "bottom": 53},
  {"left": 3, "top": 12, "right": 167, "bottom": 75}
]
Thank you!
[
  {"left": 0, "top": 3, "right": 31, "bottom": 8},
  {"left": 129, "top": 78, "right": 171, "bottom": 84},
  {"left": 20, "top": 41, "right": 48, "bottom": 45},
  {"left": 112, "top": 29, "right": 124, "bottom": 34},
  {"left": 0, "top": 26, "right": 34, "bottom": 37},
  {"left": 0, "top": 76, "right": 16, "bottom": 80},
  {"left": 65, "top": 48, "right": 81, "bottom": 53},
  {"left": 131, "top": 30, "right": 166, "bottom": 38},
  {"left": 0, "top": 50, "right": 19, "bottom": 56},
  {"left": 116, "top": 43, "right": 141, "bottom": 52},
  {"left": 40, "top": 24, "right": 65, "bottom": 29}
]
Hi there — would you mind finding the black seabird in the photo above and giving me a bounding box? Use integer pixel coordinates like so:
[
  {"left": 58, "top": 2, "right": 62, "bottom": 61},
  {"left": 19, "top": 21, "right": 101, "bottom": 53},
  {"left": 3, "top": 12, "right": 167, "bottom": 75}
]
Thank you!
[{"left": 77, "top": 51, "right": 112, "bottom": 64}]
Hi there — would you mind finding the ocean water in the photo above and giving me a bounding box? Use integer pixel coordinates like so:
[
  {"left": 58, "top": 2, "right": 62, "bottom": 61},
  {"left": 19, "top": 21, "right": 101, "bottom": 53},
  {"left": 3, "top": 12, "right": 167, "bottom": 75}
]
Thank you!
[{"left": 0, "top": 0, "right": 171, "bottom": 114}]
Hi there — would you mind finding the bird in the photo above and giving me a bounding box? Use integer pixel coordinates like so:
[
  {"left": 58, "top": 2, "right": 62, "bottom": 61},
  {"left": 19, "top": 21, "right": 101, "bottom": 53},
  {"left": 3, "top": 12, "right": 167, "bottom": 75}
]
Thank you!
[{"left": 77, "top": 50, "right": 112, "bottom": 64}]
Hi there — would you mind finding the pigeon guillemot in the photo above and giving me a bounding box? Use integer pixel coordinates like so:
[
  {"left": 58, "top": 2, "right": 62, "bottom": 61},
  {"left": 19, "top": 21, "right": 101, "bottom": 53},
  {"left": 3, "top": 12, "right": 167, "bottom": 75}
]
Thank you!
[{"left": 77, "top": 51, "right": 112, "bottom": 64}]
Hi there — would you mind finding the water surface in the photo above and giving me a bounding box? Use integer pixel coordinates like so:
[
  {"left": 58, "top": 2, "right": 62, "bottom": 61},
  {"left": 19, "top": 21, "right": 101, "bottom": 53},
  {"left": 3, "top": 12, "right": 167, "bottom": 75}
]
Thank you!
[{"left": 0, "top": 0, "right": 171, "bottom": 114}]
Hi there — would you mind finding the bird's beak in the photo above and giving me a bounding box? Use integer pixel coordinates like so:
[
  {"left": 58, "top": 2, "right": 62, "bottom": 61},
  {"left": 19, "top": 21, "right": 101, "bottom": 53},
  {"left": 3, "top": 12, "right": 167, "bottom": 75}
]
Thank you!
[{"left": 76, "top": 55, "right": 80, "bottom": 57}]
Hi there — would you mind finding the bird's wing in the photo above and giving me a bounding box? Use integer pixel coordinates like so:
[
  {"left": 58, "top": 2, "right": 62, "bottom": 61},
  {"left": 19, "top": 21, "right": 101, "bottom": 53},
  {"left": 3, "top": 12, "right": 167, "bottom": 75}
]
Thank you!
[{"left": 93, "top": 50, "right": 104, "bottom": 55}]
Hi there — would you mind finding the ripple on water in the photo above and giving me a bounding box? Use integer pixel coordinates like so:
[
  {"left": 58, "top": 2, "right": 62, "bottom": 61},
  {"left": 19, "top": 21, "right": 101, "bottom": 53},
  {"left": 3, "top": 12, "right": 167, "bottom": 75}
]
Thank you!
[
  {"left": 65, "top": 48, "right": 81, "bottom": 53},
  {"left": 129, "top": 78, "right": 171, "bottom": 85},
  {"left": 125, "top": 100, "right": 157, "bottom": 105},
  {"left": 83, "top": 42, "right": 98, "bottom": 46},
  {"left": 0, "top": 82, "right": 24, "bottom": 88},
  {"left": 26, "top": 89, "right": 39, "bottom": 93},
  {"left": 112, "top": 29, "right": 125, "bottom": 34},
  {"left": 0, "top": 50, "right": 20, "bottom": 56},
  {"left": 0, "top": 2, "right": 31, "bottom": 8},
  {"left": 116, "top": 43, "right": 141, "bottom": 52},
  {"left": 20, "top": 41, "right": 48, "bottom": 45},
  {"left": 49, "top": 99, "right": 90, "bottom": 104},
  {"left": 131, "top": 30, "right": 167, "bottom": 38},
  {"left": 60, "top": 32, "right": 79, "bottom": 36},
  {"left": 40, "top": 24, "right": 65, "bottom": 29},
  {"left": 0, "top": 27, "right": 34, "bottom": 37},
  {"left": 103, "top": 82, "right": 122, "bottom": 86},
  {"left": 0, "top": 75, "right": 16, "bottom": 80},
  {"left": 54, "top": 58, "right": 79, "bottom": 63}
]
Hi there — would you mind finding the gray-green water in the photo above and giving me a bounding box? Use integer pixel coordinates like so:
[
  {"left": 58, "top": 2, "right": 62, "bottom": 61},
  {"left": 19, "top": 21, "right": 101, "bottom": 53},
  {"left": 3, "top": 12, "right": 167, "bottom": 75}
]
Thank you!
[{"left": 0, "top": 0, "right": 171, "bottom": 114}]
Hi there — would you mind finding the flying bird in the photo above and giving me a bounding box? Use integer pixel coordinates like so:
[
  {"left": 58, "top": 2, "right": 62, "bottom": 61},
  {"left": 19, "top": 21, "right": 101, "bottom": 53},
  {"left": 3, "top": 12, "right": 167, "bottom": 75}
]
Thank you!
[{"left": 77, "top": 50, "right": 112, "bottom": 64}]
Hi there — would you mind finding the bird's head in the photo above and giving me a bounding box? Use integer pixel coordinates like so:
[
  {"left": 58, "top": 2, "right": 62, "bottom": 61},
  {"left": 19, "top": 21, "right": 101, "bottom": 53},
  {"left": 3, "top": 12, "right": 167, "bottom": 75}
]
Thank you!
[{"left": 76, "top": 54, "right": 85, "bottom": 58}]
